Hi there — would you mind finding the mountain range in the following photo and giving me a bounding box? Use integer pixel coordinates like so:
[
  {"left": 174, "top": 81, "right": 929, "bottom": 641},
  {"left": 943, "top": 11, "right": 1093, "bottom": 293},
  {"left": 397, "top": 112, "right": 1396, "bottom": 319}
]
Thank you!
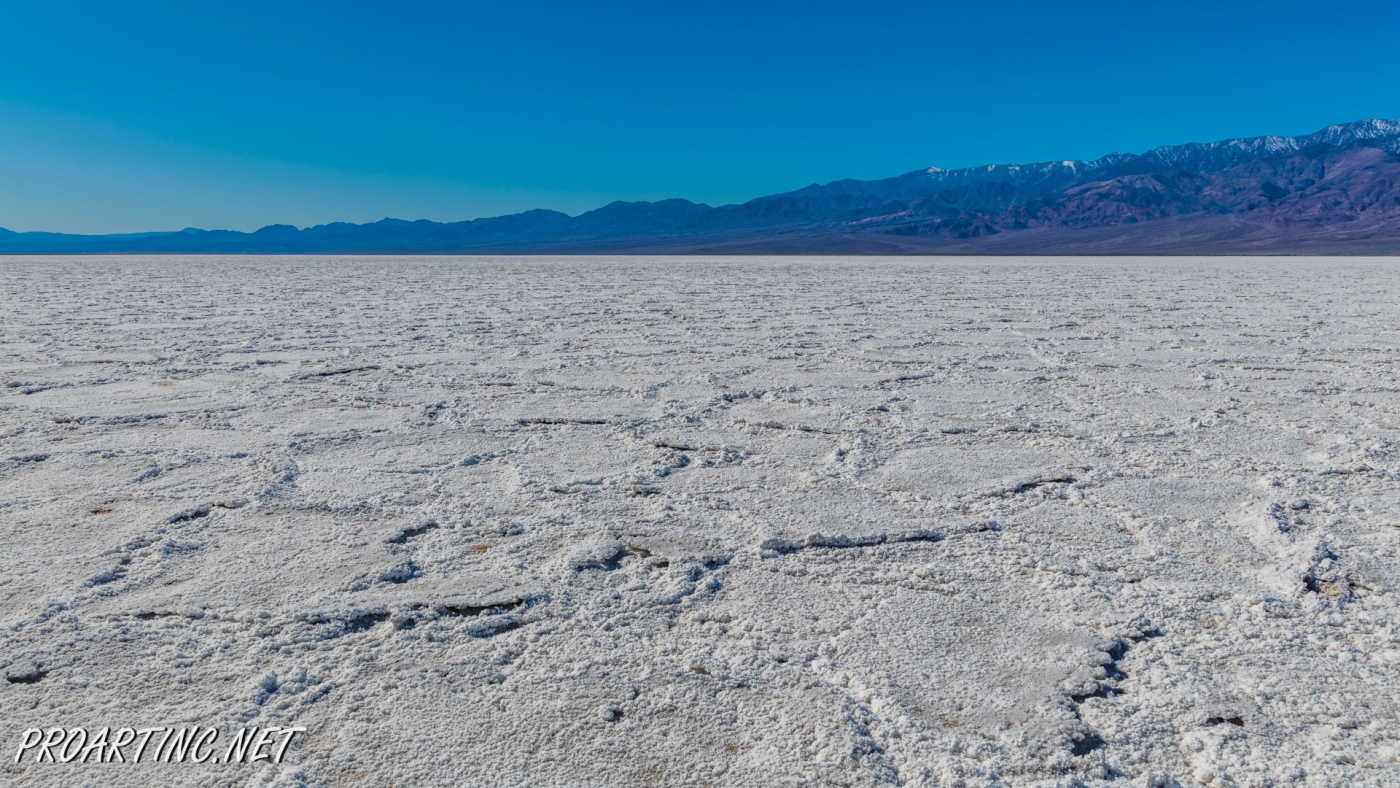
[{"left": 5, "top": 119, "right": 1400, "bottom": 255}]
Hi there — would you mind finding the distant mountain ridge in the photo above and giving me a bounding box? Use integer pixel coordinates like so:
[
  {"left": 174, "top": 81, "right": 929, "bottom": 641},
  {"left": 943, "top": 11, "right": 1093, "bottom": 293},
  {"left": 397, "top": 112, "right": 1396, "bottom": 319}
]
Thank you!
[{"left": 5, "top": 119, "right": 1400, "bottom": 254}]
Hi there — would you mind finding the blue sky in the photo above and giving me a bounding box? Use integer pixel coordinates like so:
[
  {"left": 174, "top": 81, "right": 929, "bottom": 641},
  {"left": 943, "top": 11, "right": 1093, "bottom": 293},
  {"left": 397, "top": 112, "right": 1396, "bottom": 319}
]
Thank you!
[{"left": 3, "top": 1, "right": 1397, "bottom": 234}]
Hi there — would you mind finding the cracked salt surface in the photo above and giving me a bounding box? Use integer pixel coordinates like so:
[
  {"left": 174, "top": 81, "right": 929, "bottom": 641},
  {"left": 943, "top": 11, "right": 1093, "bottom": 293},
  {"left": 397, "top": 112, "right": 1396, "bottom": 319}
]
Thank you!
[{"left": 2, "top": 255, "right": 1399, "bottom": 787}]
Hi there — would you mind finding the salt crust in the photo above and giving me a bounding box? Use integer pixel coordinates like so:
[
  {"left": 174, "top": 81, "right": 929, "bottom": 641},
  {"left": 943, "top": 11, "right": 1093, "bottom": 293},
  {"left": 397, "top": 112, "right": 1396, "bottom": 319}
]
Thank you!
[{"left": 1, "top": 256, "right": 1398, "bottom": 787}]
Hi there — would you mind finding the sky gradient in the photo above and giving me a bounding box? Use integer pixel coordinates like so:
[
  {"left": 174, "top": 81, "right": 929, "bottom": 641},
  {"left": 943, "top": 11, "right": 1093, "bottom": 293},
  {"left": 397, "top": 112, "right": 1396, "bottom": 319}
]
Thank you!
[{"left": 3, "top": 0, "right": 1398, "bottom": 234}]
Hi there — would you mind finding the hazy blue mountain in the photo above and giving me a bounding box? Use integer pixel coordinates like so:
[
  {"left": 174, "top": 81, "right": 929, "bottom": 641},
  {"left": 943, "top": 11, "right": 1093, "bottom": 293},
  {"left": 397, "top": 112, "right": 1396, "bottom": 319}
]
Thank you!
[{"left": 5, "top": 119, "right": 1400, "bottom": 254}]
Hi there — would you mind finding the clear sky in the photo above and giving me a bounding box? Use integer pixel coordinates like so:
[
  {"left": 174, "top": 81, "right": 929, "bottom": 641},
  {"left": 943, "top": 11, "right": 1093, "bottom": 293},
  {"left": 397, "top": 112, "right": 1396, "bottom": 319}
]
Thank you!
[{"left": 3, "top": 1, "right": 1397, "bottom": 234}]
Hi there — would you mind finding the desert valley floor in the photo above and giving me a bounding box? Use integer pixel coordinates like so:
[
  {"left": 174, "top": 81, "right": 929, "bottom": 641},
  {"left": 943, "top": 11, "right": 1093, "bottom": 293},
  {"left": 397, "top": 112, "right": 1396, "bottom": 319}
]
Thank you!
[{"left": 2, "top": 256, "right": 1398, "bottom": 787}]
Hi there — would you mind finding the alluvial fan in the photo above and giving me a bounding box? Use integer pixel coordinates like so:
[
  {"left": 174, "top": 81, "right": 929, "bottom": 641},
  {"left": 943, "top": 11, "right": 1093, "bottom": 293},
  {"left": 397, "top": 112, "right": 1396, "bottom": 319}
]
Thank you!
[{"left": 2, "top": 255, "right": 1398, "bottom": 787}]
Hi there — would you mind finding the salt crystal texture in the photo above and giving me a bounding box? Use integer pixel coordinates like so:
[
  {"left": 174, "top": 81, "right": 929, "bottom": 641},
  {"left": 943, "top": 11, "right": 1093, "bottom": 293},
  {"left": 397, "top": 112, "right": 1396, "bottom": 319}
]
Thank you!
[{"left": 2, "top": 255, "right": 1399, "bottom": 786}]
